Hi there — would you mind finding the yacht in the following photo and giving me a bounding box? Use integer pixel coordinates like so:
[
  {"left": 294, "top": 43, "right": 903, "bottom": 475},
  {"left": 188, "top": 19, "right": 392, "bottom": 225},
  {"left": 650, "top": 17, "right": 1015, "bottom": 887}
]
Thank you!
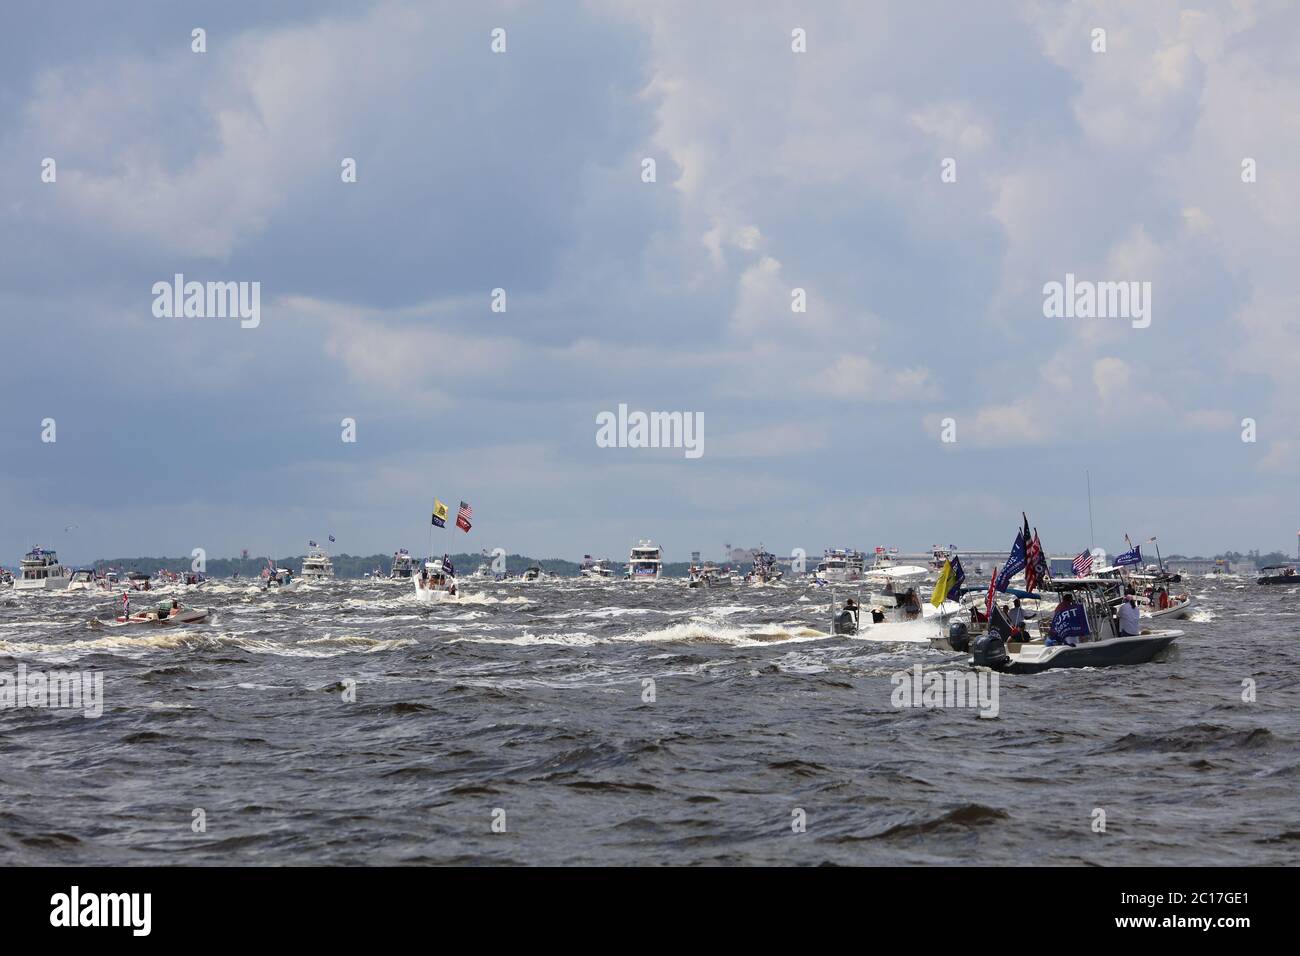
[
  {"left": 14, "top": 548, "right": 72, "bottom": 591},
  {"left": 301, "top": 546, "right": 335, "bottom": 581},
  {"left": 625, "top": 540, "right": 662, "bottom": 583},
  {"left": 389, "top": 549, "right": 417, "bottom": 580},
  {"left": 414, "top": 557, "right": 459, "bottom": 602},
  {"left": 814, "top": 549, "right": 865, "bottom": 585}
]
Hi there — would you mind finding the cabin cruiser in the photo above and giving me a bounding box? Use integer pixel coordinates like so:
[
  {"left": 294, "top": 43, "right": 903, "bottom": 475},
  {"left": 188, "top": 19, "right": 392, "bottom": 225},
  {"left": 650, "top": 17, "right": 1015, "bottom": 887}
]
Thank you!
[
  {"left": 961, "top": 578, "right": 1182, "bottom": 674},
  {"left": 813, "top": 549, "right": 864, "bottom": 585},
  {"left": 388, "top": 549, "right": 417, "bottom": 580},
  {"left": 14, "top": 548, "right": 73, "bottom": 591},
  {"left": 414, "top": 557, "right": 459, "bottom": 602},
  {"left": 864, "top": 547, "right": 929, "bottom": 586},
  {"left": 688, "top": 561, "right": 730, "bottom": 588},
  {"left": 300, "top": 546, "right": 335, "bottom": 581},
  {"left": 67, "top": 568, "right": 105, "bottom": 591},
  {"left": 521, "top": 562, "right": 551, "bottom": 582},
  {"left": 579, "top": 556, "right": 616, "bottom": 579},
  {"left": 745, "top": 550, "right": 783, "bottom": 584},
  {"left": 626, "top": 540, "right": 662, "bottom": 583},
  {"left": 1256, "top": 565, "right": 1299, "bottom": 585}
]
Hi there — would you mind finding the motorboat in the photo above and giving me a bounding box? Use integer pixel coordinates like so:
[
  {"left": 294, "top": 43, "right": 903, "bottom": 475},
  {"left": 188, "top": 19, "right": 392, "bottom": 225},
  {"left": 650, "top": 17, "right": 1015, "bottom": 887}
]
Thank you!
[
  {"left": 262, "top": 566, "right": 295, "bottom": 589},
  {"left": 745, "top": 549, "right": 783, "bottom": 585},
  {"left": 521, "top": 562, "right": 550, "bottom": 582},
  {"left": 1256, "top": 565, "right": 1299, "bottom": 585},
  {"left": 813, "top": 549, "right": 864, "bottom": 585},
  {"left": 388, "top": 549, "right": 417, "bottom": 580},
  {"left": 125, "top": 571, "right": 153, "bottom": 592},
  {"left": 13, "top": 548, "right": 72, "bottom": 591},
  {"left": 0, "top": 569, "right": 12, "bottom": 588},
  {"left": 579, "top": 556, "right": 616, "bottom": 579},
  {"left": 625, "top": 540, "right": 662, "bottom": 583},
  {"left": 103, "top": 600, "right": 209, "bottom": 628},
  {"left": 300, "top": 546, "right": 335, "bottom": 581},
  {"left": 966, "top": 577, "right": 1182, "bottom": 674},
  {"left": 688, "top": 561, "right": 730, "bottom": 588},
  {"left": 864, "top": 547, "right": 929, "bottom": 586},
  {"left": 67, "top": 568, "right": 104, "bottom": 591},
  {"left": 414, "top": 557, "right": 459, "bottom": 602}
]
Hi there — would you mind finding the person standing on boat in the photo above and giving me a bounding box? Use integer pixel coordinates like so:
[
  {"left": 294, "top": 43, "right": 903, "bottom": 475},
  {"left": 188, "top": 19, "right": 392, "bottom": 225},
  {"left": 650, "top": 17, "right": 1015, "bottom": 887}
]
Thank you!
[
  {"left": 1009, "top": 598, "right": 1026, "bottom": 631},
  {"left": 1117, "top": 594, "right": 1141, "bottom": 636}
]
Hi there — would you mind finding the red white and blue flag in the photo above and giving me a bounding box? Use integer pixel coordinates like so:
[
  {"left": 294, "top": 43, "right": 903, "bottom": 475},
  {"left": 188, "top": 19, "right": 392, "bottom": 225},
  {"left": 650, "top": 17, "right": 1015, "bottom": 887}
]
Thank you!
[
  {"left": 985, "top": 566, "right": 999, "bottom": 616},
  {"left": 1072, "top": 550, "right": 1093, "bottom": 576},
  {"left": 456, "top": 501, "right": 473, "bottom": 533}
]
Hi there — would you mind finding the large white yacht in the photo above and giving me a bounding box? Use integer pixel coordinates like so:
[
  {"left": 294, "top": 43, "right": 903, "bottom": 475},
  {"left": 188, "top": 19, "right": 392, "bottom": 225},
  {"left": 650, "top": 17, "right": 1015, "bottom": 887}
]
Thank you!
[
  {"left": 300, "top": 545, "right": 335, "bottom": 581},
  {"left": 626, "top": 540, "right": 663, "bottom": 583},
  {"left": 14, "top": 548, "right": 73, "bottom": 591}
]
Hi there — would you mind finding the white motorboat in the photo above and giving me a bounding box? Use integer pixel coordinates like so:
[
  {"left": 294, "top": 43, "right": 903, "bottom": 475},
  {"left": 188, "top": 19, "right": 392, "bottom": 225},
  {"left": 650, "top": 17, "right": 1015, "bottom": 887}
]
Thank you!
[
  {"left": 864, "top": 547, "right": 929, "bottom": 584},
  {"left": 813, "top": 549, "right": 864, "bottom": 585},
  {"left": 67, "top": 568, "right": 104, "bottom": 591},
  {"left": 300, "top": 545, "right": 335, "bottom": 581},
  {"left": 688, "top": 561, "right": 731, "bottom": 588},
  {"left": 388, "top": 549, "right": 417, "bottom": 580},
  {"left": 414, "top": 557, "right": 459, "bottom": 602},
  {"left": 963, "top": 577, "right": 1183, "bottom": 674},
  {"left": 13, "top": 548, "right": 73, "bottom": 591},
  {"left": 579, "top": 555, "right": 616, "bottom": 579},
  {"left": 625, "top": 540, "right": 662, "bottom": 583},
  {"left": 1143, "top": 593, "right": 1196, "bottom": 620}
]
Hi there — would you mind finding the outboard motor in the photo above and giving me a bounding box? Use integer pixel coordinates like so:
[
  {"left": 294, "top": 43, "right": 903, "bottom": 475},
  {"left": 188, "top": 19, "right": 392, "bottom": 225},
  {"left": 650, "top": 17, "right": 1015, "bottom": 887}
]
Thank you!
[
  {"left": 971, "top": 632, "right": 1010, "bottom": 670},
  {"left": 947, "top": 620, "right": 970, "bottom": 653},
  {"left": 833, "top": 608, "right": 858, "bottom": 636}
]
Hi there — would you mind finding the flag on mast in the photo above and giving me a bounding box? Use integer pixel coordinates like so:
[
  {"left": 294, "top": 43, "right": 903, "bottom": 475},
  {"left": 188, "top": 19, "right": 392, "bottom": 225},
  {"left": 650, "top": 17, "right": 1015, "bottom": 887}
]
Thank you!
[
  {"left": 456, "top": 501, "right": 473, "bottom": 533},
  {"left": 432, "top": 499, "right": 448, "bottom": 528}
]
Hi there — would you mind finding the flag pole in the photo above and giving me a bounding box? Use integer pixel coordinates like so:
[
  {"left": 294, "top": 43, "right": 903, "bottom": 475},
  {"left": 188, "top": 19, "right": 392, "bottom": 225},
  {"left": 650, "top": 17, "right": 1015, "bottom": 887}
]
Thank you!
[{"left": 1086, "top": 470, "right": 1095, "bottom": 551}]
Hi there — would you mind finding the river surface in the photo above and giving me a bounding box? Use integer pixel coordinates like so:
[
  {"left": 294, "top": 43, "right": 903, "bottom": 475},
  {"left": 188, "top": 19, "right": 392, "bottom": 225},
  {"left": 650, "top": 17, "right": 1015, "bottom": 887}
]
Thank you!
[{"left": 0, "top": 575, "right": 1295, "bottom": 865}]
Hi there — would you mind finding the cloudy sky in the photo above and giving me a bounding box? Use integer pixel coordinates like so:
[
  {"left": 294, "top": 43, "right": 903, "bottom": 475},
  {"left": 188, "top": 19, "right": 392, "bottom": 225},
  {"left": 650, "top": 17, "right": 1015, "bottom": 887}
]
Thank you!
[{"left": 3, "top": 0, "right": 1298, "bottom": 565}]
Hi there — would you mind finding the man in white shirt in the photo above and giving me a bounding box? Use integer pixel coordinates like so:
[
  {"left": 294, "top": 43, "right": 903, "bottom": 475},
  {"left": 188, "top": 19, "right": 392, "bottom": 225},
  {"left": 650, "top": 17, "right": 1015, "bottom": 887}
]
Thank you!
[{"left": 1117, "top": 595, "right": 1141, "bottom": 636}]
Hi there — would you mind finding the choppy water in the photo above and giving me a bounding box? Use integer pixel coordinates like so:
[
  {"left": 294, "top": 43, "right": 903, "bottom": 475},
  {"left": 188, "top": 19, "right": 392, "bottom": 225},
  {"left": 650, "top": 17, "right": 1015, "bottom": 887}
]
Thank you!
[{"left": 1, "top": 576, "right": 1296, "bottom": 865}]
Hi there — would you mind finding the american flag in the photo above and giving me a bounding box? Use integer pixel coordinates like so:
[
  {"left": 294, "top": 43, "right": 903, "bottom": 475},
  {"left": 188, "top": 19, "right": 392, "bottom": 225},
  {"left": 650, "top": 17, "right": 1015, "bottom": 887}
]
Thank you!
[
  {"left": 456, "top": 501, "right": 473, "bottom": 533},
  {"left": 1072, "top": 550, "right": 1093, "bottom": 576}
]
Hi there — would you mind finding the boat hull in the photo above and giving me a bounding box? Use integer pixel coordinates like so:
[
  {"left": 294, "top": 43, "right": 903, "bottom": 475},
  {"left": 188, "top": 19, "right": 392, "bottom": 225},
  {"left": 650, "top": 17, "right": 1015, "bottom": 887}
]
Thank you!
[
  {"left": 14, "top": 575, "right": 71, "bottom": 591},
  {"left": 977, "top": 632, "right": 1180, "bottom": 674}
]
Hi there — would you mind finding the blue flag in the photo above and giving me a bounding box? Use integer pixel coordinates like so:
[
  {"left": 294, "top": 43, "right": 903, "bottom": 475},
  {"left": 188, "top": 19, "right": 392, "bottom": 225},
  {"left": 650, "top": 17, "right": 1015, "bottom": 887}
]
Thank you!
[
  {"left": 1115, "top": 546, "right": 1142, "bottom": 567},
  {"left": 948, "top": 556, "right": 965, "bottom": 602},
  {"left": 996, "top": 531, "right": 1026, "bottom": 591},
  {"left": 1051, "top": 603, "right": 1090, "bottom": 640}
]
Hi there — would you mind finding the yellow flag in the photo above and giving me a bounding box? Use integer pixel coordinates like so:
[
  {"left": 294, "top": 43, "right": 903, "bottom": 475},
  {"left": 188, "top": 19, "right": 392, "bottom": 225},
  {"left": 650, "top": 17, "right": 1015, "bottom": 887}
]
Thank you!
[
  {"left": 432, "top": 499, "right": 449, "bottom": 526},
  {"left": 930, "top": 559, "right": 954, "bottom": 607}
]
